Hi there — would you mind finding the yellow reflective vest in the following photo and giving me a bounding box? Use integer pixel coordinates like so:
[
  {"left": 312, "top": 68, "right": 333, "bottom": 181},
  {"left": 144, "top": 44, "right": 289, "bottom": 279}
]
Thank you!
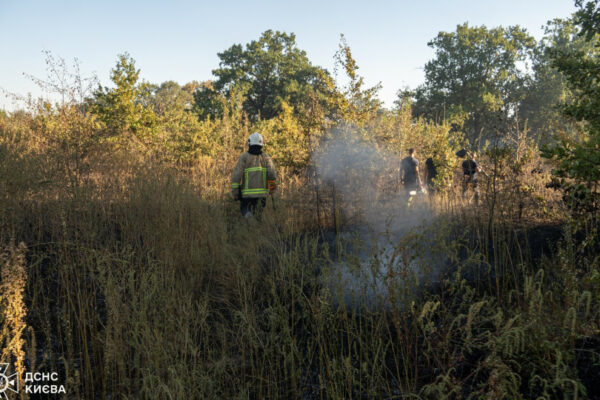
[{"left": 231, "top": 152, "right": 277, "bottom": 199}]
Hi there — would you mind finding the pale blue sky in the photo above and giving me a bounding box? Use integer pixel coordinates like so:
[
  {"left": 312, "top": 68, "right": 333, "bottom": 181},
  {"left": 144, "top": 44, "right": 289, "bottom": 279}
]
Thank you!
[{"left": 0, "top": 0, "right": 577, "bottom": 110}]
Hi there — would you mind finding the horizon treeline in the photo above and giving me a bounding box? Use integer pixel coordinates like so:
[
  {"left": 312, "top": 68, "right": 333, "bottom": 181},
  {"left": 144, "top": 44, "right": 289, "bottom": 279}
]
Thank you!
[
  {"left": 0, "top": 5, "right": 598, "bottom": 212},
  {"left": 0, "top": 16, "right": 588, "bottom": 147}
]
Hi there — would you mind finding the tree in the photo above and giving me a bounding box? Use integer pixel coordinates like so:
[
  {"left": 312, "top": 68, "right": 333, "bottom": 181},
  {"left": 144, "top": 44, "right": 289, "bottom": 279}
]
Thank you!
[
  {"left": 332, "top": 34, "right": 382, "bottom": 125},
  {"left": 542, "top": 0, "right": 600, "bottom": 217},
  {"left": 519, "top": 18, "right": 596, "bottom": 144},
  {"left": 411, "top": 23, "right": 536, "bottom": 146},
  {"left": 146, "top": 80, "right": 194, "bottom": 116},
  {"left": 192, "top": 81, "right": 226, "bottom": 121},
  {"left": 194, "top": 30, "right": 334, "bottom": 121},
  {"left": 142, "top": 81, "right": 206, "bottom": 163},
  {"left": 92, "top": 53, "right": 156, "bottom": 149},
  {"left": 14, "top": 52, "right": 102, "bottom": 189}
]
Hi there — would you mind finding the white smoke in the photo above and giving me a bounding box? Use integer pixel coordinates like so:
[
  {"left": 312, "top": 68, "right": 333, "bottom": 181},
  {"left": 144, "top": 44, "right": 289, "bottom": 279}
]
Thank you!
[
  {"left": 312, "top": 127, "right": 443, "bottom": 308},
  {"left": 312, "top": 126, "right": 429, "bottom": 233}
]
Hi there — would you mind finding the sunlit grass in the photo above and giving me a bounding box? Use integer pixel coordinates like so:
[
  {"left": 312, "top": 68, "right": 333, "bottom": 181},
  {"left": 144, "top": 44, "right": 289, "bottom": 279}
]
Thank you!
[{"left": 0, "top": 151, "right": 595, "bottom": 399}]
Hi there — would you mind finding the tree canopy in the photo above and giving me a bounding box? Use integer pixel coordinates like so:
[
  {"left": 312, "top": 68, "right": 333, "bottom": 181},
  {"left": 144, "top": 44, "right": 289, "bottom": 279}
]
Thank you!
[
  {"left": 410, "top": 23, "right": 536, "bottom": 146},
  {"left": 194, "top": 30, "right": 334, "bottom": 121},
  {"left": 92, "top": 53, "right": 156, "bottom": 148},
  {"left": 518, "top": 17, "right": 599, "bottom": 143},
  {"left": 542, "top": 0, "right": 600, "bottom": 215}
]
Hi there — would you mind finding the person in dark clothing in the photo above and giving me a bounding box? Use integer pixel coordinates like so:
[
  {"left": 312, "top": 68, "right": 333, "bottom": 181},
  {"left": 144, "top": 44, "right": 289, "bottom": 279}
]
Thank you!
[
  {"left": 461, "top": 152, "right": 480, "bottom": 204},
  {"left": 424, "top": 157, "right": 437, "bottom": 193},
  {"left": 400, "top": 148, "right": 422, "bottom": 196},
  {"left": 241, "top": 196, "right": 266, "bottom": 218}
]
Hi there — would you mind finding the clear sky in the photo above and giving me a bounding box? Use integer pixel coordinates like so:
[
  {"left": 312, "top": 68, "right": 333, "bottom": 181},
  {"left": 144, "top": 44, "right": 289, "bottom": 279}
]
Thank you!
[{"left": 0, "top": 0, "right": 578, "bottom": 110}]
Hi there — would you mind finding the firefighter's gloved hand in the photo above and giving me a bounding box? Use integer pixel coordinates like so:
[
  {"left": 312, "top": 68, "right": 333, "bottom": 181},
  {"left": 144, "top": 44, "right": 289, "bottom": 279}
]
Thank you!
[{"left": 267, "top": 180, "right": 277, "bottom": 193}]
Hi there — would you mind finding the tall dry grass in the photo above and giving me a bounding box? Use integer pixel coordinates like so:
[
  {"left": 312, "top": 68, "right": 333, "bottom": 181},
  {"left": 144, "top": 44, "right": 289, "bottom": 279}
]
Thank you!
[
  {"left": 0, "top": 148, "right": 595, "bottom": 398},
  {"left": 0, "top": 97, "right": 598, "bottom": 399}
]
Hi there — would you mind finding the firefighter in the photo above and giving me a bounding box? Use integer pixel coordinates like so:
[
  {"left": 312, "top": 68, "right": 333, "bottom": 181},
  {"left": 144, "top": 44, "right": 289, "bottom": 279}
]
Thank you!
[
  {"left": 231, "top": 132, "right": 278, "bottom": 218},
  {"left": 460, "top": 151, "right": 480, "bottom": 204},
  {"left": 400, "top": 148, "right": 423, "bottom": 197}
]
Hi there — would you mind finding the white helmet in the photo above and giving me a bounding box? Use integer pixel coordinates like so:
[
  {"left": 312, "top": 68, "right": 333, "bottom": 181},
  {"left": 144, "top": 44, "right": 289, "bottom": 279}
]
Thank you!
[{"left": 248, "top": 132, "right": 264, "bottom": 147}]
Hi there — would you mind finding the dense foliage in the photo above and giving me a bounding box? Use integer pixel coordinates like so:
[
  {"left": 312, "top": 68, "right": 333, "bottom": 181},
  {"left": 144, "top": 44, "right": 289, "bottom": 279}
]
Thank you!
[
  {"left": 194, "top": 30, "right": 335, "bottom": 122},
  {"left": 411, "top": 23, "right": 536, "bottom": 145},
  {"left": 542, "top": 0, "right": 600, "bottom": 218}
]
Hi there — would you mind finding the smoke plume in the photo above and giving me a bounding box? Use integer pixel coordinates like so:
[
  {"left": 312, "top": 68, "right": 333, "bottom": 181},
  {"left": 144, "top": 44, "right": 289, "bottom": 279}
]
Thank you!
[{"left": 312, "top": 127, "right": 443, "bottom": 308}]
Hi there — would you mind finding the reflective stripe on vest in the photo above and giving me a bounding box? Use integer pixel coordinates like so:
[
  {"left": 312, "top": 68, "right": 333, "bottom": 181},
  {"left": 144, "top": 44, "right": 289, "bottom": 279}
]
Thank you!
[
  {"left": 241, "top": 188, "right": 268, "bottom": 195},
  {"left": 243, "top": 166, "right": 267, "bottom": 191}
]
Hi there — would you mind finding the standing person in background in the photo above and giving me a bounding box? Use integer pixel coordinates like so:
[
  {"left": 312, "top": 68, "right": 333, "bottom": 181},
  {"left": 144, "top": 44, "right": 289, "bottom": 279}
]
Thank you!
[
  {"left": 461, "top": 151, "right": 480, "bottom": 205},
  {"left": 424, "top": 157, "right": 438, "bottom": 194},
  {"left": 400, "top": 148, "right": 422, "bottom": 197},
  {"left": 231, "top": 132, "right": 278, "bottom": 218}
]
